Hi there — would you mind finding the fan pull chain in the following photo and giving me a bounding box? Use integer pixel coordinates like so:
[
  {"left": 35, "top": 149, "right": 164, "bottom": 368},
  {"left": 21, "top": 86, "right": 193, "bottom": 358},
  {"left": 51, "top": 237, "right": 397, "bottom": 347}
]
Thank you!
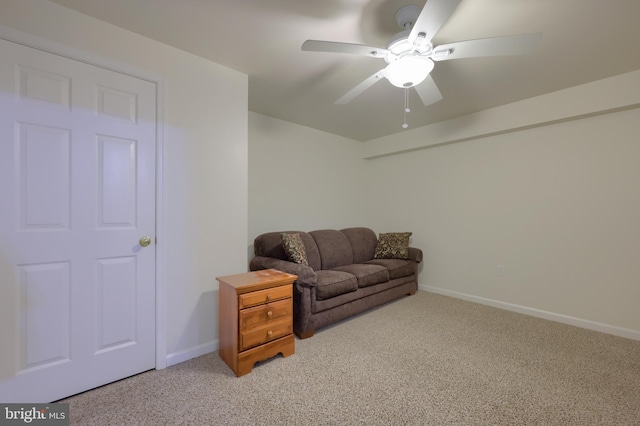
[{"left": 402, "top": 87, "right": 410, "bottom": 129}]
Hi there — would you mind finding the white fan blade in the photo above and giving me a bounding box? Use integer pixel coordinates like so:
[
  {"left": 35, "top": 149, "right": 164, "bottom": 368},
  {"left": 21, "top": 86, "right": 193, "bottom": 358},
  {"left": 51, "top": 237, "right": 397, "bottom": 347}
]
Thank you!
[
  {"left": 302, "top": 40, "right": 388, "bottom": 58},
  {"left": 432, "top": 33, "right": 542, "bottom": 61},
  {"left": 336, "top": 70, "right": 385, "bottom": 104},
  {"left": 409, "top": 0, "right": 462, "bottom": 45},
  {"left": 414, "top": 75, "right": 443, "bottom": 106}
]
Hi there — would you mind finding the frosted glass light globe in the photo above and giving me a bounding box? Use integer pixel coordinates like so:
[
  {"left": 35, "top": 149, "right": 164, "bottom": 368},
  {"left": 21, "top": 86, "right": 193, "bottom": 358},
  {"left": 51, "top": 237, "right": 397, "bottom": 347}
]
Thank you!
[{"left": 384, "top": 56, "right": 434, "bottom": 88}]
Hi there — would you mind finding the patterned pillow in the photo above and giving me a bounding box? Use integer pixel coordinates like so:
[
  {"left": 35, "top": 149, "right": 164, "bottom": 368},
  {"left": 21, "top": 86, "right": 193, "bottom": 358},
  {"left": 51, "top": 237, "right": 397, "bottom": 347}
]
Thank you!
[
  {"left": 373, "top": 232, "right": 412, "bottom": 260},
  {"left": 281, "top": 232, "right": 309, "bottom": 266}
]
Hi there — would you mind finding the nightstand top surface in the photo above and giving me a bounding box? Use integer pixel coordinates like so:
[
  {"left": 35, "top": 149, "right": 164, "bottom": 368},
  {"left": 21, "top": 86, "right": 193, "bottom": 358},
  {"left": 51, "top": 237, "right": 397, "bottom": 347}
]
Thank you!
[{"left": 216, "top": 269, "right": 297, "bottom": 294}]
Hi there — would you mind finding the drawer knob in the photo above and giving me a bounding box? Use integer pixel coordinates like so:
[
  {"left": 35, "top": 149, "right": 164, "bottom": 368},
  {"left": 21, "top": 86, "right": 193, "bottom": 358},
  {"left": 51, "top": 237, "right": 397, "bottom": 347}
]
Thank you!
[
  {"left": 267, "top": 311, "right": 273, "bottom": 318},
  {"left": 267, "top": 330, "right": 273, "bottom": 338},
  {"left": 266, "top": 294, "right": 272, "bottom": 301}
]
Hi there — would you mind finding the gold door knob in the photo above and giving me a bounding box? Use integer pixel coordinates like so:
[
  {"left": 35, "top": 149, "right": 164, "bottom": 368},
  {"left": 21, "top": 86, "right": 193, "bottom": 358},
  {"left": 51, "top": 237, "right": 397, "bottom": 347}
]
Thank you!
[{"left": 139, "top": 236, "right": 152, "bottom": 247}]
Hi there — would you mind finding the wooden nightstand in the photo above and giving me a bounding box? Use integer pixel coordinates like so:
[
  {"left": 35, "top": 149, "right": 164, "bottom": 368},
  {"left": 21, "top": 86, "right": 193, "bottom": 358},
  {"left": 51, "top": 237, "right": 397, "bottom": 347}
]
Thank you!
[{"left": 217, "top": 269, "right": 297, "bottom": 377}]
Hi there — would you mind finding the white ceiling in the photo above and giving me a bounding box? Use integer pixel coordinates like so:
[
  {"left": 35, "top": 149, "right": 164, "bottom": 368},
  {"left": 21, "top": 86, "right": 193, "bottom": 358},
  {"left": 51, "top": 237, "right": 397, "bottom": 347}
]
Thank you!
[{"left": 50, "top": 0, "right": 640, "bottom": 141}]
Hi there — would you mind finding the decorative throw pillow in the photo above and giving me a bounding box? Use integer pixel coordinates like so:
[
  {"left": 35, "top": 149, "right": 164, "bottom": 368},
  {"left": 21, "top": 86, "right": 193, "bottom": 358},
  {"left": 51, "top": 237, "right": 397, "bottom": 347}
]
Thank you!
[
  {"left": 281, "top": 232, "right": 309, "bottom": 266},
  {"left": 373, "top": 232, "right": 412, "bottom": 260}
]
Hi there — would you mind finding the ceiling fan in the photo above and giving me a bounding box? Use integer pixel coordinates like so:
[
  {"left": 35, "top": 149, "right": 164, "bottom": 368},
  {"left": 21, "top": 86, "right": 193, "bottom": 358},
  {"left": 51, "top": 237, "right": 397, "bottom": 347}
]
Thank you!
[{"left": 302, "top": 0, "right": 541, "bottom": 109}]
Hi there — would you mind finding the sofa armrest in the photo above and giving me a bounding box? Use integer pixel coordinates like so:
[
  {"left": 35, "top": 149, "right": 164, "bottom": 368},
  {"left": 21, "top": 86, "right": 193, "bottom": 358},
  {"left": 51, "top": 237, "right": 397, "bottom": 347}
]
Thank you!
[
  {"left": 408, "top": 247, "right": 423, "bottom": 263},
  {"left": 249, "top": 256, "right": 317, "bottom": 287}
]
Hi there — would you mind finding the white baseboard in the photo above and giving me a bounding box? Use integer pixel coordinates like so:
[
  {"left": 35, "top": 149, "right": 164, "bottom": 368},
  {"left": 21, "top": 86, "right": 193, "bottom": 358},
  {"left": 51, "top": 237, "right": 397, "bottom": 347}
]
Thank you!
[
  {"left": 420, "top": 285, "right": 640, "bottom": 341},
  {"left": 165, "top": 340, "right": 219, "bottom": 367}
]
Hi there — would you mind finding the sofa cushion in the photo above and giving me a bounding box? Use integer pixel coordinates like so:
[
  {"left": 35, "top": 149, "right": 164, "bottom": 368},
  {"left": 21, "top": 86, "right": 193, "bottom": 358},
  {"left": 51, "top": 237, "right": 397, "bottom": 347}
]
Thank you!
[
  {"left": 315, "top": 270, "right": 358, "bottom": 300},
  {"left": 374, "top": 232, "right": 412, "bottom": 260},
  {"left": 254, "top": 231, "right": 322, "bottom": 271},
  {"left": 365, "top": 258, "right": 415, "bottom": 280},
  {"left": 333, "top": 264, "right": 389, "bottom": 288},
  {"left": 340, "top": 227, "right": 378, "bottom": 263},
  {"left": 311, "top": 275, "right": 415, "bottom": 314},
  {"left": 281, "top": 232, "right": 308, "bottom": 266},
  {"left": 310, "top": 229, "right": 354, "bottom": 270}
]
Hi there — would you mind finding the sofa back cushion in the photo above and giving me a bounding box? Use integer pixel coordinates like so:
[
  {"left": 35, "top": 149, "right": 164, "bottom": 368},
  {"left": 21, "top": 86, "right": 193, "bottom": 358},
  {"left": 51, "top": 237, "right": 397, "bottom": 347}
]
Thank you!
[
  {"left": 340, "top": 227, "right": 378, "bottom": 263},
  {"left": 253, "top": 231, "right": 321, "bottom": 270},
  {"left": 309, "top": 229, "right": 354, "bottom": 270}
]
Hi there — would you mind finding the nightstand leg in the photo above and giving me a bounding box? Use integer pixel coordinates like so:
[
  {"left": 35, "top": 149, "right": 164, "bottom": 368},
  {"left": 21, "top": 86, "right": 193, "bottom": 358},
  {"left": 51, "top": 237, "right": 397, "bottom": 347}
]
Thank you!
[{"left": 236, "top": 335, "right": 295, "bottom": 377}]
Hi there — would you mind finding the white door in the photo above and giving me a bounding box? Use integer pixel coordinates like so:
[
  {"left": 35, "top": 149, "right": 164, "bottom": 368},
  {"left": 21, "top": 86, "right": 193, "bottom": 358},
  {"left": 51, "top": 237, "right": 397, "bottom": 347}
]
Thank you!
[{"left": 0, "top": 38, "right": 157, "bottom": 402}]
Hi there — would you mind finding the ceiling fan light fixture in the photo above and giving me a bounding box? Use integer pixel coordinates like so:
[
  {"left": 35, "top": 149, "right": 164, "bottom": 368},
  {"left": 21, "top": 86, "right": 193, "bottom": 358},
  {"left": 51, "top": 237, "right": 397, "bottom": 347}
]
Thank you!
[{"left": 384, "top": 56, "right": 434, "bottom": 88}]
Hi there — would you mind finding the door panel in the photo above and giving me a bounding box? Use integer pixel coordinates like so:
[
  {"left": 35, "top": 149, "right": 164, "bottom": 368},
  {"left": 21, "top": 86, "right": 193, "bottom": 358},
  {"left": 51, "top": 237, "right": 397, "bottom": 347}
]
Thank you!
[
  {"left": 96, "top": 256, "right": 137, "bottom": 351},
  {"left": 97, "top": 135, "right": 137, "bottom": 227},
  {"left": 17, "top": 123, "right": 71, "bottom": 229},
  {"left": 19, "top": 261, "right": 71, "bottom": 371},
  {"left": 0, "top": 38, "right": 157, "bottom": 403}
]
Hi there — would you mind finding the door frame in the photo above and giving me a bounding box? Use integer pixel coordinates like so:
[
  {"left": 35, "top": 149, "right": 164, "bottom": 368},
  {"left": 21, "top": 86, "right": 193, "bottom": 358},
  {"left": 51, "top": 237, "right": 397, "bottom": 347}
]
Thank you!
[{"left": 0, "top": 24, "right": 167, "bottom": 369}]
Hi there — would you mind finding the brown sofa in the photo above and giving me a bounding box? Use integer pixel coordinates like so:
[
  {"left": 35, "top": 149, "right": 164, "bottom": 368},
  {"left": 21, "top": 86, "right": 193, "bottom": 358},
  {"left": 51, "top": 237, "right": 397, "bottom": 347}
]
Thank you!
[{"left": 249, "top": 227, "right": 422, "bottom": 338}]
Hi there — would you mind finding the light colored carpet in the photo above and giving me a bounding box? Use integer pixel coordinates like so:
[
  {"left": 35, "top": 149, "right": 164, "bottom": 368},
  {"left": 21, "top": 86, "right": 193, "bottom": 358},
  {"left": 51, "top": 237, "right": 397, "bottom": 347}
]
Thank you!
[{"left": 62, "top": 291, "right": 640, "bottom": 425}]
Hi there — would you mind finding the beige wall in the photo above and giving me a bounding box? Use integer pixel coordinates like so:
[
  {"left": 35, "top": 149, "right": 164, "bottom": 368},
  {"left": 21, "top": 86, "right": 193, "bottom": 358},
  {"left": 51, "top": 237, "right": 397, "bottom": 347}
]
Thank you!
[
  {"left": 0, "top": 0, "right": 249, "bottom": 363},
  {"left": 248, "top": 112, "right": 369, "bottom": 248},
  {"left": 362, "top": 72, "right": 640, "bottom": 337},
  {"left": 365, "top": 108, "right": 640, "bottom": 335}
]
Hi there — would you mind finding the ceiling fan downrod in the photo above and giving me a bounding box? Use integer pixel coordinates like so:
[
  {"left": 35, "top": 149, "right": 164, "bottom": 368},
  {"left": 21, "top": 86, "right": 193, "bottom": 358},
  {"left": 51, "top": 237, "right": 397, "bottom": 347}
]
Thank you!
[{"left": 403, "top": 87, "right": 410, "bottom": 129}]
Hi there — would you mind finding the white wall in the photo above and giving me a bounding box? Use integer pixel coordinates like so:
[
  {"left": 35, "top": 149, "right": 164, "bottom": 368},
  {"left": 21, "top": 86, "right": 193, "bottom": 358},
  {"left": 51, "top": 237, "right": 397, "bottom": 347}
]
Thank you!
[
  {"left": 0, "top": 0, "right": 248, "bottom": 364},
  {"left": 364, "top": 74, "right": 640, "bottom": 338},
  {"left": 248, "top": 112, "right": 368, "bottom": 251}
]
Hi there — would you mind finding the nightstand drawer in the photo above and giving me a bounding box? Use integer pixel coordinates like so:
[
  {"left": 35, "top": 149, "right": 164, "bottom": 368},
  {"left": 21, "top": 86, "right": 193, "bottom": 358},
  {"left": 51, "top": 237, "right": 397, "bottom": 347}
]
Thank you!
[
  {"left": 239, "top": 285, "right": 291, "bottom": 309},
  {"left": 240, "top": 299, "right": 292, "bottom": 330},
  {"left": 239, "top": 318, "right": 292, "bottom": 351}
]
